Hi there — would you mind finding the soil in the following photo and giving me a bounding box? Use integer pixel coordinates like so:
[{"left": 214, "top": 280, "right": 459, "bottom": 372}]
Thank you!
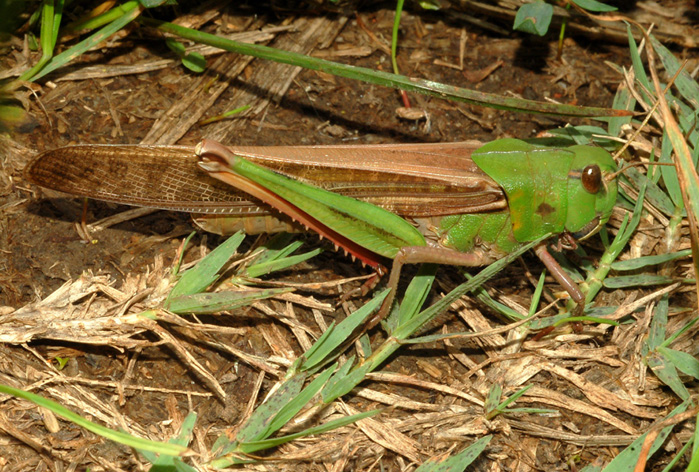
[{"left": 0, "top": 2, "right": 697, "bottom": 471}]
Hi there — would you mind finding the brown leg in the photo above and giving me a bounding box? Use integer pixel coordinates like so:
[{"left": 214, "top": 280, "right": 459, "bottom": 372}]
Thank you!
[
  {"left": 337, "top": 265, "right": 387, "bottom": 306},
  {"left": 365, "top": 246, "right": 492, "bottom": 330},
  {"left": 534, "top": 243, "right": 585, "bottom": 315}
]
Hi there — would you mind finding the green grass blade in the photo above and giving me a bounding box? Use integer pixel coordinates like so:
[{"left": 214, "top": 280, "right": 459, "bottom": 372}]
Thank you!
[
  {"left": 392, "top": 264, "right": 437, "bottom": 330},
  {"left": 391, "top": 0, "right": 404, "bottom": 75},
  {"left": 237, "top": 409, "right": 379, "bottom": 455},
  {"left": 256, "top": 367, "right": 336, "bottom": 442},
  {"left": 415, "top": 435, "right": 492, "bottom": 472},
  {"left": 234, "top": 374, "right": 306, "bottom": 443},
  {"left": 578, "top": 174, "right": 647, "bottom": 308},
  {"left": 484, "top": 383, "right": 502, "bottom": 415},
  {"left": 143, "top": 18, "right": 630, "bottom": 118},
  {"left": 29, "top": 1, "right": 142, "bottom": 81},
  {"left": 657, "top": 347, "right": 699, "bottom": 380},
  {"left": 167, "top": 232, "right": 245, "bottom": 299},
  {"left": 541, "top": 125, "right": 615, "bottom": 147},
  {"left": 496, "top": 384, "right": 532, "bottom": 410},
  {"left": 0, "top": 383, "right": 189, "bottom": 456},
  {"left": 529, "top": 271, "right": 547, "bottom": 317},
  {"left": 605, "top": 76, "right": 636, "bottom": 137},
  {"left": 249, "top": 234, "right": 302, "bottom": 264},
  {"left": 647, "top": 297, "right": 667, "bottom": 350},
  {"left": 622, "top": 165, "right": 677, "bottom": 217},
  {"left": 660, "top": 316, "right": 699, "bottom": 346},
  {"left": 602, "top": 400, "right": 691, "bottom": 471},
  {"left": 602, "top": 274, "right": 681, "bottom": 289},
  {"left": 486, "top": 385, "right": 541, "bottom": 420},
  {"left": 650, "top": 35, "right": 699, "bottom": 109},
  {"left": 18, "top": 0, "right": 63, "bottom": 81},
  {"left": 626, "top": 26, "right": 653, "bottom": 104},
  {"left": 140, "top": 412, "right": 197, "bottom": 468},
  {"left": 299, "top": 290, "right": 387, "bottom": 371},
  {"left": 646, "top": 351, "right": 691, "bottom": 400},
  {"left": 242, "top": 248, "right": 322, "bottom": 278},
  {"left": 320, "top": 356, "right": 355, "bottom": 400},
  {"left": 469, "top": 281, "right": 526, "bottom": 321},
  {"left": 690, "top": 414, "right": 699, "bottom": 471},
  {"left": 67, "top": 2, "right": 135, "bottom": 32},
  {"left": 211, "top": 409, "right": 380, "bottom": 466},
  {"left": 393, "top": 234, "right": 550, "bottom": 339},
  {"left": 660, "top": 132, "right": 684, "bottom": 207},
  {"left": 166, "top": 288, "right": 294, "bottom": 314},
  {"left": 321, "top": 361, "right": 373, "bottom": 403}
]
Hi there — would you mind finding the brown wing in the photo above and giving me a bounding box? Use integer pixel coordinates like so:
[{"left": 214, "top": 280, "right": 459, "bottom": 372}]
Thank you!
[
  {"left": 24, "top": 144, "right": 265, "bottom": 215},
  {"left": 229, "top": 141, "right": 507, "bottom": 216},
  {"left": 24, "top": 142, "right": 507, "bottom": 218}
]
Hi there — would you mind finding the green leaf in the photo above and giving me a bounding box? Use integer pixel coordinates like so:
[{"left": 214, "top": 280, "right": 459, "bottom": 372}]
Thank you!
[
  {"left": 647, "top": 298, "right": 667, "bottom": 351},
  {"left": 182, "top": 52, "right": 206, "bottom": 73},
  {"left": 139, "top": 0, "right": 173, "bottom": 7},
  {"left": 0, "top": 104, "right": 28, "bottom": 131},
  {"left": 536, "top": 126, "right": 617, "bottom": 149},
  {"left": 418, "top": 0, "right": 441, "bottom": 10},
  {"left": 513, "top": 2, "right": 553, "bottom": 36},
  {"left": 660, "top": 131, "right": 683, "bottom": 208},
  {"left": 626, "top": 26, "right": 652, "bottom": 99},
  {"left": 470, "top": 281, "right": 525, "bottom": 321},
  {"left": 393, "top": 235, "right": 550, "bottom": 339},
  {"left": 27, "top": 32, "right": 39, "bottom": 50},
  {"left": 210, "top": 410, "right": 381, "bottom": 467},
  {"left": 570, "top": 0, "right": 617, "bottom": 12},
  {"left": 251, "top": 234, "right": 301, "bottom": 264},
  {"left": 496, "top": 385, "right": 532, "bottom": 410},
  {"left": 166, "top": 38, "right": 206, "bottom": 73},
  {"left": 165, "top": 38, "right": 186, "bottom": 55},
  {"left": 605, "top": 75, "right": 635, "bottom": 137}
]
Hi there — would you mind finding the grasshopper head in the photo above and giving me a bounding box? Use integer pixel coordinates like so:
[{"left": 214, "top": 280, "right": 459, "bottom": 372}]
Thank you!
[{"left": 565, "top": 146, "right": 618, "bottom": 240}]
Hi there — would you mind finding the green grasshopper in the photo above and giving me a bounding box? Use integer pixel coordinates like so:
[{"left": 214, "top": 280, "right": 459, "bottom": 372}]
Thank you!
[{"left": 25, "top": 138, "right": 618, "bottom": 326}]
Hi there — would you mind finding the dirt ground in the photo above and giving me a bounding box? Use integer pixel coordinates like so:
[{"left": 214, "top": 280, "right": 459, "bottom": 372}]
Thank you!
[{"left": 0, "top": 2, "right": 697, "bottom": 471}]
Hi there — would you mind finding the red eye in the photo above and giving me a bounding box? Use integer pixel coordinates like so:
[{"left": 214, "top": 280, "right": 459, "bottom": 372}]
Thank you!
[{"left": 582, "top": 165, "right": 602, "bottom": 194}]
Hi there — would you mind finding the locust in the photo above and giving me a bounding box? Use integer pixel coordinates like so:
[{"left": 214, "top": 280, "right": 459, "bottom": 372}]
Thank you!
[{"left": 25, "top": 138, "right": 618, "bottom": 327}]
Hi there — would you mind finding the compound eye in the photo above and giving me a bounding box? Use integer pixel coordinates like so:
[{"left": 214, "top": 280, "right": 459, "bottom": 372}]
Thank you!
[{"left": 582, "top": 165, "right": 602, "bottom": 194}]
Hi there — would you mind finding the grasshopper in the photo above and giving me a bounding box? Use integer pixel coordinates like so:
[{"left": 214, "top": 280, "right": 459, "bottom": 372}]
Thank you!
[{"left": 25, "top": 138, "right": 618, "bottom": 326}]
